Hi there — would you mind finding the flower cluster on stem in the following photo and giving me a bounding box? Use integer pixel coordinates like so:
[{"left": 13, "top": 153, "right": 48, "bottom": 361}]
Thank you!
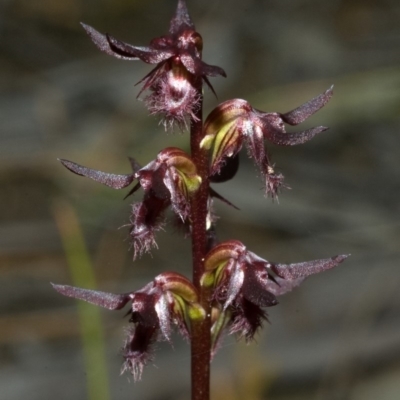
[{"left": 53, "top": 2, "right": 349, "bottom": 400}]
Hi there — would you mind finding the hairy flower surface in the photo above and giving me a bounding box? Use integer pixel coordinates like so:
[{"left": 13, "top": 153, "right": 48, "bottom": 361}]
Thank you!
[
  {"left": 202, "top": 240, "right": 349, "bottom": 350},
  {"left": 60, "top": 151, "right": 237, "bottom": 258},
  {"left": 81, "top": 0, "right": 225, "bottom": 128},
  {"left": 60, "top": 148, "right": 202, "bottom": 258},
  {"left": 53, "top": 0, "right": 350, "bottom": 392},
  {"left": 52, "top": 272, "right": 204, "bottom": 380},
  {"left": 130, "top": 147, "right": 202, "bottom": 257},
  {"left": 201, "top": 87, "right": 333, "bottom": 198}
]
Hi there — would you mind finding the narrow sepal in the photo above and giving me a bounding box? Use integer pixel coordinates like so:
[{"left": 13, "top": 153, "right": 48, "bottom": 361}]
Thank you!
[
  {"left": 263, "top": 125, "right": 329, "bottom": 146},
  {"left": 128, "top": 157, "right": 142, "bottom": 174},
  {"left": 107, "top": 34, "right": 174, "bottom": 64},
  {"left": 169, "top": 0, "right": 194, "bottom": 35},
  {"left": 180, "top": 52, "right": 226, "bottom": 77},
  {"left": 272, "top": 254, "right": 350, "bottom": 280},
  {"left": 51, "top": 283, "right": 131, "bottom": 310},
  {"left": 59, "top": 159, "right": 135, "bottom": 189},
  {"left": 281, "top": 86, "right": 334, "bottom": 125},
  {"left": 81, "top": 23, "right": 138, "bottom": 60},
  {"left": 209, "top": 188, "right": 240, "bottom": 210},
  {"left": 123, "top": 182, "right": 142, "bottom": 199}
]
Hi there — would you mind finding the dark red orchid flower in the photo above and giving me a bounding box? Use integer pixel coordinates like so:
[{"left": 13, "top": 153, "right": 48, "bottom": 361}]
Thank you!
[
  {"left": 201, "top": 86, "right": 333, "bottom": 199},
  {"left": 59, "top": 148, "right": 201, "bottom": 258},
  {"left": 202, "top": 240, "right": 349, "bottom": 350},
  {"left": 59, "top": 148, "right": 239, "bottom": 258},
  {"left": 52, "top": 271, "right": 204, "bottom": 380},
  {"left": 81, "top": 0, "right": 225, "bottom": 129}
]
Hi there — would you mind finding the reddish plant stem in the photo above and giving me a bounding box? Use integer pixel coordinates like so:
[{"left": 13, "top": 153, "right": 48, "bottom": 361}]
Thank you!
[{"left": 190, "top": 75, "right": 211, "bottom": 400}]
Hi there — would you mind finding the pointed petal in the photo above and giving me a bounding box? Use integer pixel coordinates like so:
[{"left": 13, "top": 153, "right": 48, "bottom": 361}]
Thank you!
[
  {"left": 59, "top": 159, "right": 135, "bottom": 189},
  {"left": 169, "top": 0, "right": 194, "bottom": 35},
  {"left": 203, "top": 75, "right": 218, "bottom": 97},
  {"left": 180, "top": 51, "right": 226, "bottom": 77},
  {"left": 281, "top": 86, "right": 334, "bottom": 126},
  {"left": 107, "top": 34, "right": 174, "bottom": 63},
  {"left": 128, "top": 157, "right": 142, "bottom": 174},
  {"left": 209, "top": 188, "right": 240, "bottom": 210},
  {"left": 123, "top": 182, "right": 142, "bottom": 199},
  {"left": 272, "top": 254, "right": 350, "bottom": 280},
  {"left": 81, "top": 23, "right": 137, "bottom": 60},
  {"left": 199, "top": 60, "right": 227, "bottom": 78},
  {"left": 135, "top": 63, "right": 166, "bottom": 97},
  {"left": 264, "top": 126, "right": 329, "bottom": 146},
  {"left": 51, "top": 283, "right": 131, "bottom": 310}
]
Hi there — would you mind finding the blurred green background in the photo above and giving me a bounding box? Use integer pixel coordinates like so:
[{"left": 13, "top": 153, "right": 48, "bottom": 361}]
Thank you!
[{"left": 1, "top": 0, "right": 400, "bottom": 399}]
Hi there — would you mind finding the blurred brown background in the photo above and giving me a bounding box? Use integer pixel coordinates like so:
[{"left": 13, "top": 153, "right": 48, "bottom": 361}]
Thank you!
[{"left": 1, "top": 0, "right": 400, "bottom": 399}]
